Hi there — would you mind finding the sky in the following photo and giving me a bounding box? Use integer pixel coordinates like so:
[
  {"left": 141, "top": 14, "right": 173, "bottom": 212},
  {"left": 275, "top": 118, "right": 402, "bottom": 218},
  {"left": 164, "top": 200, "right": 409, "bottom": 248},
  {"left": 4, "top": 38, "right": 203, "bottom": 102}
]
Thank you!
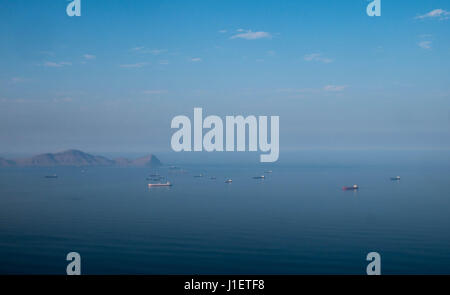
[{"left": 0, "top": 0, "right": 449, "bottom": 155}]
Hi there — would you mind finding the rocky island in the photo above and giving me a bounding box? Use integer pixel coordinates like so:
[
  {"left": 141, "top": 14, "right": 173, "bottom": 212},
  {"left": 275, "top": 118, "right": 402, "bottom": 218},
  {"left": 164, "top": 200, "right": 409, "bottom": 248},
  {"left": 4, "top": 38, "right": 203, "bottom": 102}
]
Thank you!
[{"left": 0, "top": 150, "right": 162, "bottom": 167}]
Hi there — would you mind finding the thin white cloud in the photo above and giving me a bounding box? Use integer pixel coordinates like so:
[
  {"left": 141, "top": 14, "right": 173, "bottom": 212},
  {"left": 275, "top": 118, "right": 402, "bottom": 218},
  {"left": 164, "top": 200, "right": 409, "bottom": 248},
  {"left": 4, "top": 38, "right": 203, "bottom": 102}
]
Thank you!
[
  {"left": 418, "top": 40, "right": 432, "bottom": 49},
  {"left": 159, "top": 60, "right": 169, "bottom": 65},
  {"left": 416, "top": 9, "right": 450, "bottom": 20},
  {"left": 10, "top": 77, "right": 27, "bottom": 84},
  {"left": 0, "top": 98, "right": 35, "bottom": 104},
  {"left": 1, "top": 97, "right": 74, "bottom": 104},
  {"left": 43, "top": 61, "right": 72, "bottom": 67},
  {"left": 53, "top": 97, "right": 73, "bottom": 103},
  {"left": 39, "top": 51, "right": 54, "bottom": 56},
  {"left": 190, "top": 57, "right": 202, "bottom": 62},
  {"left": 142, "top": 90, "right": 168, "bottom": 95},
  {"left": 230, "top": 30, "right": 272, "bottom": 40},
  {"left": 131, "top": 46, "right": 145, "bottom": 52},
  {"left": 323, "top": 85, "right": 347, "bottom": 92},
  {"left": 83, "top": 54, "right": 96, "bottom": 60},
  {"left": 304, "top": 53, "right": 333, "bottom": 64},
  {"left": 130, "top": 47, "right": 166, "bottom": 55},
  {"left": 277, "top": 85, "right": 348, "bottom": 94},
  {"left": 276, "top": 88, "right": 317, "bottom": 94},
  {"left": 1, "top": 98, "right": 21, "bottom": 103},
  {"left": 218, "top": 29, "right": 227, "bottom": 33},
  {"left": 148, "top": 49, "right": 166, "bottom": 55},
  {"left": 119, "top": 62, "right": 148, "bottom": 68}
]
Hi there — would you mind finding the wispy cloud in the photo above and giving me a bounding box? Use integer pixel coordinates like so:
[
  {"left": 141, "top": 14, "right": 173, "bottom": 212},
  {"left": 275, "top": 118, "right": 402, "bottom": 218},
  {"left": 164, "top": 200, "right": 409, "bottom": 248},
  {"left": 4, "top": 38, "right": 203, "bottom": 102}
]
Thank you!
[
  {"left": 0, "top": 98, "right": 32, "bottom": 104},
  {"left": 53, "top": 97, "right": 73, "bottom": 103},
  {"left": 119, "top": 62, "right": 148, "bottom": 68},
  {"left": 148, "top": 49, "right": 166, "bottom": 55},
  {"left": 142, "top": 90, "right": 168, "bottom": 95},
  {"left": 419, "top": 34, "right": 433, "bottom": 38},
  {"left": 218, "top": 29, "right": 227, "bottom": 33},
  {"left": 323, "top": 85, "right": 347, "bottom": 92},
  {"left": 39, "top": 51, "right": 54, "bottom": 56},
  {"left": 276, "top": 88, "right": 317, "bottom": 94},
  {"left": 43, "top": 61, "right": 72, "bottom": 67},
  {"left": 418, "top": 40, "right": 432, "bottom": 49},
  {"left": 42, "top": 61, "right": 72, "bottom": 68},
  {"left": 10, "top": 77, "right": 27, "bottom": 84},
  {"left": 416, "top": 9, "right": 450, "bottom": 20},
  {"left": 304, "top": 53, "right": 333, "bottom": 64},
  {"left": 230, "top": 30, "right": 272, "bottom": 40},
  {"left": 83, "top": 54, "right": 96, "bottom": 60},
  {"left": 130, "top": 47, "right": 166, "bottom": 55},
  {"left": 159, "top": 60, "right": 169, "bottom": 65},
  {"left": 277, "top": 85, "right": 348, "bottom": 94},
  {"left": 190, "top": 57, "right": 202, "bottom": 62},
  {"left": 131, "top": 46, "right": 145, "bottom": 52},
  {"left": 1, "top": 97, "right": 73, "bottom": 104}
]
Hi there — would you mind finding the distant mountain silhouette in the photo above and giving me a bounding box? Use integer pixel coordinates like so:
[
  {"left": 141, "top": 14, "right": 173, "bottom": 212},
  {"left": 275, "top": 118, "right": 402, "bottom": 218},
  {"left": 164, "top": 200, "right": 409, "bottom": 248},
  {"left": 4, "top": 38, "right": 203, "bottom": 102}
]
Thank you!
[
  {"left": 0, "top": 150, "right": 162, "bottom": 167},
  {"left": 114, "top": 154, "right": 162, "bottom": 167},
  {"left": 0, "top": 158, "right": 16, "bottom": 167},
  {"left": 131, "top": 154, "right": 162, "bottom": 166}
]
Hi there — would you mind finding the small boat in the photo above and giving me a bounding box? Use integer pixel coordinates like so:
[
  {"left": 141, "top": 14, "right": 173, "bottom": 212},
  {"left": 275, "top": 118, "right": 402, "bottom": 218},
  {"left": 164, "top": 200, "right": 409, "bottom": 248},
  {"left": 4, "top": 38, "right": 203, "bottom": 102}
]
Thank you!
[
  {"left": 194, "top": 174, "right": 203, "bottom": 178},
  {"left": 45, "top": 175, "right": 58, "bottom": 179},
  {"left": 343, "top": 184, "right": 359, "bottom": 191},
  {"left": 148, "top": 182, "right": 172, "bottom": 187},
  {"left": 253, "top": 175, "right": 265, "bottom": 179},
  {"left": 390, "top": 176, "right": 401, "bottom": 181},
  {"left": 225, "top": 179, "right": 232, "bottom": 183}
]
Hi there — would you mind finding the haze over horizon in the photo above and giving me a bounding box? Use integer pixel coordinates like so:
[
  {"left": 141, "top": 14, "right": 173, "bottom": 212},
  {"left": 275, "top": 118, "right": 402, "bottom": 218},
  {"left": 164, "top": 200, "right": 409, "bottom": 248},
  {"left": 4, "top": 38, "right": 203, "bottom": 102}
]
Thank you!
[{"left": 1, "top": 0, "right": 449, "bottom": 154}]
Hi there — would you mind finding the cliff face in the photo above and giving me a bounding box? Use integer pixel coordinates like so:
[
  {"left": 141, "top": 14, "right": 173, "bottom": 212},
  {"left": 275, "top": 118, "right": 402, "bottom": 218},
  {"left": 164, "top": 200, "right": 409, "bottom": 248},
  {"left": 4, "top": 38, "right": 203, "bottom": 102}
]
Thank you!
[
  {"left": 131, "top": 154, "right": 162, "bottom": 167},
  {"left": 0, "top": 150, "right": 162, "bottom": 167}
]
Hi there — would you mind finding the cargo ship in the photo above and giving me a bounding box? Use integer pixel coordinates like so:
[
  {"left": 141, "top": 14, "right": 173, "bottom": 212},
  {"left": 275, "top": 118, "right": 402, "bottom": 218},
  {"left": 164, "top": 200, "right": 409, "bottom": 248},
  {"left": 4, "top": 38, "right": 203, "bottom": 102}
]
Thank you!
[
  {"left": 45, "top": 175, "right": 58, "bottom": 178},
  {"left": 342, "top": 184, "right": 359, "bottom": 191},
  {"left": 148, "top": 182, "right": 172, "bottom": 187},
  {"left": 225, "top": 179, "right": 232, "bottom": 183},
  {"left": 390, "top": 176, "right": 401, "bottom": 181},
  {"left": 253, "top": 175, "right": 265, "bottom": 179}
]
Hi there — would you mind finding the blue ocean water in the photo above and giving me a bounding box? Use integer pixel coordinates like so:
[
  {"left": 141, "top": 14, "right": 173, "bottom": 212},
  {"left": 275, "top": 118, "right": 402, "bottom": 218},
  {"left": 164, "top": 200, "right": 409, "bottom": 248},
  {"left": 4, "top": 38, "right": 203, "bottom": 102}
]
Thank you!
[{"left": 0, "top": 150, "right": 449, "bottom": 274}]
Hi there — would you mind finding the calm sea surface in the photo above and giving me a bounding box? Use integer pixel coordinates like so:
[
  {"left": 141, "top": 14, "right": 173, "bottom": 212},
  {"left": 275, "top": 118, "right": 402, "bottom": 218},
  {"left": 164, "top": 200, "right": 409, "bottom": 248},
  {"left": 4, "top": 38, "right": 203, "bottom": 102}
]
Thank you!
[{"left": 1, "top": 150, "right": 450, "bottom": 274}]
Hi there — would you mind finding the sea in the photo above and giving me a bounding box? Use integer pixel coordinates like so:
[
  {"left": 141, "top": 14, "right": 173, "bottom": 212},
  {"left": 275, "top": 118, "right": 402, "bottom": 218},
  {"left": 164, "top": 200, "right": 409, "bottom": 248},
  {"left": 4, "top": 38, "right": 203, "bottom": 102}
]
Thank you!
[{"left": 0, "top": 150, "right": 449, "bottom": 274}]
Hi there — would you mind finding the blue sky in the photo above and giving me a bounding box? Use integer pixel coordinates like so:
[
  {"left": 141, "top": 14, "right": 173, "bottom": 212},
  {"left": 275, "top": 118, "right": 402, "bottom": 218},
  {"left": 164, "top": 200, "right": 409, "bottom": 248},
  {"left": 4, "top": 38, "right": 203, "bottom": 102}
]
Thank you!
[{"left": 0, "top": 0, "right": 449, "bottom": 154}]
